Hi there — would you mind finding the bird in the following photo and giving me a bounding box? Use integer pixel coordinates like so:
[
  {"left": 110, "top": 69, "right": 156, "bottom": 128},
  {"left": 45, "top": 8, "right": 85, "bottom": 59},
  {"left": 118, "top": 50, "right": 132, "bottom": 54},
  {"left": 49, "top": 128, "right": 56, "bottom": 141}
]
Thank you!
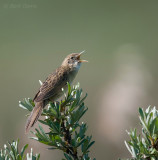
[{"left": 25, "top": 51, "right": 88, "bottom": 133}]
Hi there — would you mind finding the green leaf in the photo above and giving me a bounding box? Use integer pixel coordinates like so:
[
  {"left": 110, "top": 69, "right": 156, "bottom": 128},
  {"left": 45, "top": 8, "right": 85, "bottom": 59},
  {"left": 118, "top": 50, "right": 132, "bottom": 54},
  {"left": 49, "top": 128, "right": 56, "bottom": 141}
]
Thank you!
[
  {"left": 38, "top": 120, "right": 48, "bottom": 126},
  {"left": 139, "top": 108, "right": 144, "bottom": 120},
  {"left": 17, "top": 154, "right": 22, "bottom": 160},
  {"left": 87, "top": 141, "right": 95, "bottom": 151},
  {"left": 20, "top": 144, "right": 28, "bottom": 158},
  {"left": 79, "top": 93, "right": 88, "bottom": 105},
  {"left": 154, "top": 118, "right": 158, "bottom": 134},
  {"left": 49, "top": 102, "right": 58, "bottom": 117},
  {"left": 67, "top": 82, "right": 71, "bottom": 97},
  {"left": 124, "top": 141, "right": 133, "bottom": 156},
  {"left": 64, "top": 153, "right": 73, "bottom": 160},
  {"left": 81, "top": 139, "right": 88, "bottom": 153},
  {"left": 19, "top": 99, "right": 33, "bottom": 111},
  {"left": 139, "top": 116, "right": 150, "bottom": 134},
  {"left": 38, "top": 124, "right": 49, "bottom": 141},
  {"left": 149, "top": 118, "right": 156, "bottom": 136}
]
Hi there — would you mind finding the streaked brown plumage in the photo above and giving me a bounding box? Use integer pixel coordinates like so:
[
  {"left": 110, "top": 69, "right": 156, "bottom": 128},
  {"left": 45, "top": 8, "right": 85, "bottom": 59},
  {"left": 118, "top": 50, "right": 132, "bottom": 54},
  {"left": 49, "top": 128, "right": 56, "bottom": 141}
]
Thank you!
[{"left": 25, "top": 52, "right": 87, "bottom": 133}]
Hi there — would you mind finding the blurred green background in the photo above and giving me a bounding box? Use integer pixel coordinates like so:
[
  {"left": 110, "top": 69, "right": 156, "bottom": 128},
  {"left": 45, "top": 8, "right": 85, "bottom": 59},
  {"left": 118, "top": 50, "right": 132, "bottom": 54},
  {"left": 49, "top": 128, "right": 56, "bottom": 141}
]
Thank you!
[{"left": 1, "top": 0, "right": 158, "bottom": 159}]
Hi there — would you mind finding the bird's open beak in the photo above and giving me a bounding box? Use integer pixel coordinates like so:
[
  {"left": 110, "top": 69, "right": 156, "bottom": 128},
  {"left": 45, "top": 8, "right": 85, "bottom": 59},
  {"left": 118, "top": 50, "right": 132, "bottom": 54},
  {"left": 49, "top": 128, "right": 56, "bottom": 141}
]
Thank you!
[
  {"left": 78, "top": 50, "right": 88, "bottom": 63},
  {"left": 79, "top": 59, "right": 88, "bottom": 63}
]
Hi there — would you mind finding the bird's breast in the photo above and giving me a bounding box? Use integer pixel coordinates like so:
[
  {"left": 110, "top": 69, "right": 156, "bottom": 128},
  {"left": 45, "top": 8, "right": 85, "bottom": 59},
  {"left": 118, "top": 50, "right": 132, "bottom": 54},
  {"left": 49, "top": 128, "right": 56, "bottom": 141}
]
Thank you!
[
  {"left": 68, "top": 70, "right": 78, "bottom": 84},
  {"left": 48, "top": 68, "right": 79, "bottom": 102}
]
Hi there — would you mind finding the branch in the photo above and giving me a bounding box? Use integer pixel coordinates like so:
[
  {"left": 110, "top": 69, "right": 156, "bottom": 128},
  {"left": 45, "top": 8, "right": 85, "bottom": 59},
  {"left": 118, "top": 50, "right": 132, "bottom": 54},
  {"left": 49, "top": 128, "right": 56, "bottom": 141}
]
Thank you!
[
  {"left": 0, "top": 139, "right": 40, "bottom": 160},
  {"left": 19, "top": 83, "right": 96, "bottom": 160},
  {"left": 122, "top": 106, "right": 158, "bottom": 160}
]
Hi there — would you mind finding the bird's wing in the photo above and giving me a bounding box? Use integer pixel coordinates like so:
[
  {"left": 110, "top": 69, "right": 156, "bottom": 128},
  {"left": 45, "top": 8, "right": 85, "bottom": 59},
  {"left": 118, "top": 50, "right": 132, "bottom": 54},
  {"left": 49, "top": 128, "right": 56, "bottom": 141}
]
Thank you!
[{"left": 34, "top": 67, "right": 68, "bottom": 102}]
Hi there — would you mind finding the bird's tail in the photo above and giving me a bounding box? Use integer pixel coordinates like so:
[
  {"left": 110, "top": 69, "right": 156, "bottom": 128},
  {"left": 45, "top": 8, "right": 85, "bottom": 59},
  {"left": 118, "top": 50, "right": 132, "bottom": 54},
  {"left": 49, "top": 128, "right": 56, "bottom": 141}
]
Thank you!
[{"left": 25, "top": 101, "right": 43, "bottom": 133}]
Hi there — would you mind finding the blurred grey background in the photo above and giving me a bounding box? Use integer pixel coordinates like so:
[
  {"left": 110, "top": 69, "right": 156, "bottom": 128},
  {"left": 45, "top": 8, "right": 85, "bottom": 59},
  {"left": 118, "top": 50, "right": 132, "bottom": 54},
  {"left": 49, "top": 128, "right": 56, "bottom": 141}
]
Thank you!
[{"left": 0, "top": 0, "right": 158, "bottom": 159}]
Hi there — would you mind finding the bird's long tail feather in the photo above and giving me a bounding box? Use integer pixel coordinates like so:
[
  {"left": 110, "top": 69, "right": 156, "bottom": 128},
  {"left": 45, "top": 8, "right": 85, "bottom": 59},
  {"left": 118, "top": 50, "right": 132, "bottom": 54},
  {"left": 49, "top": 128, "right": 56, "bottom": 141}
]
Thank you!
[{"left": 25, "top": 101, "right": 43, "bottom": 133}]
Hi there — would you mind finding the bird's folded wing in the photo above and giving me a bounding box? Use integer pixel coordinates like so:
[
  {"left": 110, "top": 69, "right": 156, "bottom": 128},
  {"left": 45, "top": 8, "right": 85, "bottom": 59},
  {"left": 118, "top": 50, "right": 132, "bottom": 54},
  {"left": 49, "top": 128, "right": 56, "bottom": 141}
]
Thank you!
[{"left": 34, "top": 69, "right": 68, "bottom": 102}]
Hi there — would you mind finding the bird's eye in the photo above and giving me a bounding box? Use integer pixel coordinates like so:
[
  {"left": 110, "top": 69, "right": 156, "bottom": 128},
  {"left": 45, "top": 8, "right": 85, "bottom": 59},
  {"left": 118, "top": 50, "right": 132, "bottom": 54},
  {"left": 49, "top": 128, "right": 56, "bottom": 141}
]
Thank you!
[{"left": 71, "top": 57, "right": 74, "bottom": 59}]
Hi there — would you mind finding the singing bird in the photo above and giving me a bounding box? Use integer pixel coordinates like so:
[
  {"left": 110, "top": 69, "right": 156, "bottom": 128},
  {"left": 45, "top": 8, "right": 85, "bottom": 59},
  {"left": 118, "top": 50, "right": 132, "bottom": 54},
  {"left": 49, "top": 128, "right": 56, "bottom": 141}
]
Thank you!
[{"left": 25, "top": 51, "right": 88, "bottom": 133}]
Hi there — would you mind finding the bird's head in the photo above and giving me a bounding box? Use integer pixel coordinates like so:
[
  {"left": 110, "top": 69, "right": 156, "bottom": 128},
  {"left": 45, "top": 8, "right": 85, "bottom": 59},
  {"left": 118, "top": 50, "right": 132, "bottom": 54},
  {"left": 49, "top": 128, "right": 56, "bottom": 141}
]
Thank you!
[{"left": 62, "top": 51, "right": 88, "bottom": 70}]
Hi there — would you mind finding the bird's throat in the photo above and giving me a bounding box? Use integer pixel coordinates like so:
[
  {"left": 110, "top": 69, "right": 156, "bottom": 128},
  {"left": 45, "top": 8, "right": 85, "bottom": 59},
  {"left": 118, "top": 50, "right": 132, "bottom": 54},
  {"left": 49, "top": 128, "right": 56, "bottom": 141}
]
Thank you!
[{"left": 68, "top": 69, "right": 79, "bottom": 84}]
